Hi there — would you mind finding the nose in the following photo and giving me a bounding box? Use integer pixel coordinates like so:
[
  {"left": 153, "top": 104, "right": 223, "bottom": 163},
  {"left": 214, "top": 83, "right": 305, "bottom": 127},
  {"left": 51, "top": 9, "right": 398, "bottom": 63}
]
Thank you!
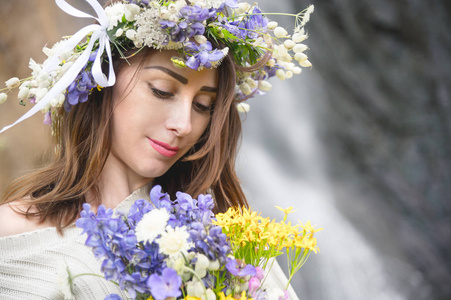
[{"left": 166, "top": 99, "right": 192, "bottom": 137}]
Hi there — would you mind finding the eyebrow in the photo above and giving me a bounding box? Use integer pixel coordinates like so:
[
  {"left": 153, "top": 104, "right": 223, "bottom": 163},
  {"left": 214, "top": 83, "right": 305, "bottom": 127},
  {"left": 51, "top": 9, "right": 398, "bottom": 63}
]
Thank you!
[
  {"left": 200, "top": 86, "right": 218, "bottom": 93},
  {"left": 145, "top": 65, "right": 218, "bottom": 93},
  {"left": 146, "top": 66, "right": 188, "bottom": 84}
]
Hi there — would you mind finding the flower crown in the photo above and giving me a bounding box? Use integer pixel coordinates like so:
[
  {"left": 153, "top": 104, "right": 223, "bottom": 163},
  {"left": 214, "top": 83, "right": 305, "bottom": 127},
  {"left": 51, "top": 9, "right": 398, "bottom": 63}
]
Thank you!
[{"left": 0, "top": 0, "right": 314, "bottom": 133}]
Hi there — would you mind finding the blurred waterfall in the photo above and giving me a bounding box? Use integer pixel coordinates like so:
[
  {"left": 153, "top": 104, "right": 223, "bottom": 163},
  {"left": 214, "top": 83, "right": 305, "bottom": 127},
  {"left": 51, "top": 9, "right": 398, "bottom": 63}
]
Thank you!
[
  {"left": 238, "top": 71, "right": 420, "bottom": 300},
  {"left": 237, "top": 0, "right": 440, "bottom": 299}
]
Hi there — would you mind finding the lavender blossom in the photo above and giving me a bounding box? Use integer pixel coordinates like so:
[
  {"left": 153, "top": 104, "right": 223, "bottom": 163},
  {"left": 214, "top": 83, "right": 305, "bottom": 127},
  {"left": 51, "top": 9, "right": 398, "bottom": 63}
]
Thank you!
[
  {"left": 65, "top": 68, "right": 97, "bottom": 111},
  {"left": 147, "top": 268, "right": 182, "bottom": 300},
  {"left": 226, "top": 258, "right": 257, "bottom": 277},
  {"left": 184, "top": 41, "right": 226, "bottom": 70}
]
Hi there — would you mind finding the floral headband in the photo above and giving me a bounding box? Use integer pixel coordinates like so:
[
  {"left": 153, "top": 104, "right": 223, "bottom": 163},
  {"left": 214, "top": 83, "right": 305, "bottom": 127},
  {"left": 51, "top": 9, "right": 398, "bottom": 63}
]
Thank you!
[{"left": 0, "top": 0, "right": 313, "bottom": 133}]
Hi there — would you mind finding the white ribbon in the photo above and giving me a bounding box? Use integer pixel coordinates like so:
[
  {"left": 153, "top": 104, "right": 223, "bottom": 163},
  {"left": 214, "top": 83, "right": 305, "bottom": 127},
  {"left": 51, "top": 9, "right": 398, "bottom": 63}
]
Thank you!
[{"left": 0, "top": 0, "right": 115, "bottom": 133}]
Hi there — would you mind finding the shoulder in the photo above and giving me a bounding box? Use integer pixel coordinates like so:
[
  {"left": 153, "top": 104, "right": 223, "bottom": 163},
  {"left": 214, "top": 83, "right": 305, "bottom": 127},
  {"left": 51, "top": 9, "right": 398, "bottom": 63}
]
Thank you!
[{"left": 0, "top": 201, "right": 52, "bottom": 238}]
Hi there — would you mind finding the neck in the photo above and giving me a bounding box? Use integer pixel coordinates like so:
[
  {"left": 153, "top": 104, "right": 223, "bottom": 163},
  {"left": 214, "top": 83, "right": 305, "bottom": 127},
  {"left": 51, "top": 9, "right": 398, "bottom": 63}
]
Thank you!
[{"left": 93, "top": 155, "right": 153, "bottom": 209}]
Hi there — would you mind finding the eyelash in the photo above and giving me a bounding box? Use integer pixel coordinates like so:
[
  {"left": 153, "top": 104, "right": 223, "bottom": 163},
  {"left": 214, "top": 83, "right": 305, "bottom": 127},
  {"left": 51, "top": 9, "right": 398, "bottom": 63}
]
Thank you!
[
  {"left": 149, "top": 85, "right": 213, "bottom": 114},
  {"left": 150, "top": 86, "right": 173, "bottom": 99}
]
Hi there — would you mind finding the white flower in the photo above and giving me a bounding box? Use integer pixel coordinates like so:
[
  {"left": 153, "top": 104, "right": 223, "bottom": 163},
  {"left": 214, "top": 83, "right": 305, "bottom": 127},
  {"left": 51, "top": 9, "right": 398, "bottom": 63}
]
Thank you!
[
  {"left": 50, "top": 97, "right": 59, "bottom": 107},
  {"left": 115, "top": 28, "right": 124, "bottom": 37},
  {"left": 252, "top": 37, "right": 264, "bottom": 47},
  {"left": 267, "top": 21, "right": 278, "bottom": 30},
  {"left": 37, "top": 71, "right": 51, "bottom": 87},
  {"left": 0, "top": 93, "right": 7, "bottom": 104},
  {"left": 266, "top": 287, "right": 286, "bottom": 300},
  {"left": 135, "top": 7, "right": 167, "bottom": 48},
  {"left": 274, "top": 27, "right": 288, "bottom": 38},
  {"left": 186, "top": 279, "right": 205, "bottom": 298},
  {"left": 239, "top": 82, "right": 252, "bottom": 95},
  {"left": 259, "top": 80, "right": 272, "bottom": 91},
  {"left": 105, "top": 3, "right": 125, "bottom": 30},
  {"left": 194, "top": 253, "right": 210, "bottom": 278},
  {"left": 299, "top": 59, "right": 312, "bottom": 68},
  {"left": 126, "top": 29, "right": 137, "bottom": 40},
  {"left": 285, "top": 71, "right": 293, "bottom": 78},
  {"left": 292, "top": 32, "right": 308, "bottom": 43},
  {"left": 51, "top": 92, "right": 66, "bottom": 107},
  {"left": 124, "top": 3, "right": 140, "bottom": 21},
  {"left": 283, "top": 39, "right": 296, "bottom": 50},
  {"left": 160, "top": 8, "right": 170, "bottom": 19},
  {"left": 301, "top": 5, "right": 314, "bottom": 26},
  {"left": 267, "top": 58, "right": 276, "bottom": 67},
  {"left": 207, "top": 0, "right": 226, "bottom": 9},
  {"left": 56, "top": 261, "right": 74, "bottom": 300},
  {"left": 5, "top": 77, "right": 20, "bottom": 89},
  {"left": 57, "top": 92, "right": 66, "bottom": 106},
  {"left": 57, "top": 61, "right": 75, "bottom": 81},
  {"left": 194, "top": 35, "right": 208, "bottom": 44},
  {"left": 135, "top": 208, "right": 170, "bottom": 243},
  {"left": 208, "top": 259, "right": 220, "bottom": 271},
  {"left": 234, "top": 2, "right": 251, "bottom": 15},
  {"left": 29, "top": 58, "right": 42, "bottom": 77},
  {"left": 168, "top": 14, "right": 179, "bottom": 23},
  {"left": 168, "top": 3, "right": 178, "bottom": 14},
  {"left": 293, "top": 43, "right": 308, "bottom": 53},
  {"left": 18, "top": 87, "right": 29, "bottom": 100},
  {"left": 292, "top": 67, "right": 302, "bottom": 74},
  {"left": 245, "top": 78, "right": 257, "bottom": 89},
  {"left": 42, "top": 40, "right": 65, "bottom": 58},
  {"left": 166, "top": 256, "right": 186, "bottom": 275},
  {"left": 294, "top": 52, "right": 308, "bottom": 62},
  {"left": 157, "top": 225, "right": 192, "bottom": 257},
  {"left": 201, "top": 288, "right": 216, "bottom": 300},
  {"left": 276, "top": 69, "right": 286, "bottom": 80},
  {"left": 263, "top": 34, "right": 273, "bottom": 46},
  {"left": 175, "top": 0, "right": 187, "bottom": 11},
  {"left": 276, "top": 44, "right": 288, "bottom": 57},
  {"left": 237, "top": 102, "right": 250, "bottom": 113},
  {"left": 34, "top": 88, "right": 49, "bottom": 102}
]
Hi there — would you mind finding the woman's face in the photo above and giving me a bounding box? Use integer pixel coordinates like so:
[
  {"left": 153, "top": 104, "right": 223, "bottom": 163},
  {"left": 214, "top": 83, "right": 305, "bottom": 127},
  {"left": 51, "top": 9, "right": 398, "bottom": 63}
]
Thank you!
[{"left": 108, "top": 50, "right": 218, "bottom": 186}]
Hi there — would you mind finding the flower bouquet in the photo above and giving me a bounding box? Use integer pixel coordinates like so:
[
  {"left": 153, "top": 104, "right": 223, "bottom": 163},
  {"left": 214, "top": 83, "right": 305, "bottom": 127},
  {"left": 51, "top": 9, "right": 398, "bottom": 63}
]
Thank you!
[{"left": 72, "top": 185, "right": 321, "bottom": 300}]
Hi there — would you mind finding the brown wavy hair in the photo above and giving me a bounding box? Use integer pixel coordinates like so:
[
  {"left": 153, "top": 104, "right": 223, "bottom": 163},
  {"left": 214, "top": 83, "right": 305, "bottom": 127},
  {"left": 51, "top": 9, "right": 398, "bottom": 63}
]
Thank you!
[{"left": 1, "top": 47, "right": 250, "bottom": 232}]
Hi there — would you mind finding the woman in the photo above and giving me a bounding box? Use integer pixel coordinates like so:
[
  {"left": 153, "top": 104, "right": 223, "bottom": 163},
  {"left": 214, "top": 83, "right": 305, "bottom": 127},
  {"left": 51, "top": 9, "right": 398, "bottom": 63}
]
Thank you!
[{"left": 0, "top": 0, "right": 313, "bottom": 298}]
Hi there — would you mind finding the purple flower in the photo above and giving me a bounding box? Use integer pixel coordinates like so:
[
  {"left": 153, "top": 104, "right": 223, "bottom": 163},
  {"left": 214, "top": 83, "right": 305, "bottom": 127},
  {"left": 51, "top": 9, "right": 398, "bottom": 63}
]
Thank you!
[
  {"left": 43, "top": 110, "right": 52, "bottom": 125},
  {"left": 104, "top": 294, "right": 122, "bottom": 300},
  {"left": 65, "top": 68, "right": 97, "bottom": 111},
  {"left": 184, "top": 41, "right": 226, "bottom": 70},
  {"left": 226, "top": 258, "right": 256, "bottom": 277},
  {"left": 255, "top": 266, "right": 265, "bottom": 280},
  {"left": 76, "top": 203, "right": 153, "bottom": 296},
  {"left": 147, "top": 268, "right": 182, "bottom": 300},
  {"left": 150, "top": 185, "right": 171, "bottom": 208},
  {"left": 248, "top": 277, "right": 261, "bottom": 294},
  {"left": 189, "top": 222, "right": 231, "bottom": 264}
]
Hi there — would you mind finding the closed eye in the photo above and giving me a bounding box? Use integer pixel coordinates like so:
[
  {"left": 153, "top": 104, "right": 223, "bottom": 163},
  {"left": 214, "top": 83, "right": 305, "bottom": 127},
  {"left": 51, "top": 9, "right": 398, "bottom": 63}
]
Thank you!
[
  {"left": 193, "top": 101, "right": 213, "bottom": 114},
  {"left": 149, "top": 84, "right": 173, "bottom": 99}
]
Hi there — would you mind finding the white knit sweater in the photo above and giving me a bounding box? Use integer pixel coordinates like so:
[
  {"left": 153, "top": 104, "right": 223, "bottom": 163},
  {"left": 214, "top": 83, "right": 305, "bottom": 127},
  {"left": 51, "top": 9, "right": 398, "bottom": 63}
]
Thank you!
[{"left": 0, "top": 186, "right": 298, "bottom": 299}]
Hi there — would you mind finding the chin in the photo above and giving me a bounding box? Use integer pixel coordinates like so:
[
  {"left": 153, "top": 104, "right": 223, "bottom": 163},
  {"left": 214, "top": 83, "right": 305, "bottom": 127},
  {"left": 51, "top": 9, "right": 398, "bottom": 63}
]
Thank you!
[{"left": 136, "top": 164, "right": 171, "bottom": 180}]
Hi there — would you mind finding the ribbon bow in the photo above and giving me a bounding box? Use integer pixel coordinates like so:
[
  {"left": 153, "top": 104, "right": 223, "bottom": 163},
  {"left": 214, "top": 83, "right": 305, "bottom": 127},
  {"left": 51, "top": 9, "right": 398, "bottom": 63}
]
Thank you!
[{"left": 0, "top": 0, "right": 115, "bottom": 133}]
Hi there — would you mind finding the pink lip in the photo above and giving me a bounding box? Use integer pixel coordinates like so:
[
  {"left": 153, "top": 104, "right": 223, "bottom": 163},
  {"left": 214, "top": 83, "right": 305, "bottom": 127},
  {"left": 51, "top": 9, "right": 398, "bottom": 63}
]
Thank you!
[{"left": 148, "top": 138, "right": 179, "bottom": 158}]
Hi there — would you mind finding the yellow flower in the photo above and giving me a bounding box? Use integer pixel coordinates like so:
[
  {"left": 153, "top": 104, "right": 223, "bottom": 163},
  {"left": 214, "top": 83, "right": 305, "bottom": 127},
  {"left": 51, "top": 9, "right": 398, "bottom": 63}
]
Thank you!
[
  {"left": 275, "top": 206, "right": 297, "bottom": 215},
  {"left": 299, "top": 220, "right": 323, "bottom": 234},
  {"left": 218, "top": 292, "right": 234, "bottom": 300},
  {"left": 185, "top": 296, "right": 201, "bottom": 300},
  {"left": 239, "top": 291, "right": 253, "bottom": 300}
]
